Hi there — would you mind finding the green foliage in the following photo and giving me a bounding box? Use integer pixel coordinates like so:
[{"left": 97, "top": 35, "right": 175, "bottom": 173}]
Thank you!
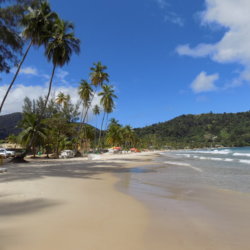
[
  {"left": 0, "top": 0, "right": 39, "bottom": 73},
  {"left": 135, "top": 112, "right": 250, "bottom": 149},
  {"left": 105, "top": 119, "right": 136, "bottom": 149},
  {"left": 45, "top": 17, "right": 80, "bottom": 67}
]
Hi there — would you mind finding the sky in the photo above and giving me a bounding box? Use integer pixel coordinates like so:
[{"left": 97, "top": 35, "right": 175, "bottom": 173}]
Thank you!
[{"left": 1, "top": 0, "right": 250, "bottom": 128}]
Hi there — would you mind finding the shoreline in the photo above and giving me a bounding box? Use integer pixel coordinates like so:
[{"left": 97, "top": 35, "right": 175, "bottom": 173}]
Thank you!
[
  {"left": 116, "top": 152, "right": 250, "bottom": 250},
  {"left": 1, "top": 151, "right": 250, "bottom": 249}
]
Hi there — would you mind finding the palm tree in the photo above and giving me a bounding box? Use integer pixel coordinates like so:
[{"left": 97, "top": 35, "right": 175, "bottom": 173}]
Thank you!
[
  {"left": 98, "top": 84, "right": 117, "bottom": 149},
  {"left": 85, "top": 62, "right": 109, "bottom": 123},
  {"left": 90, "top": 61, "right": 109, "bottom": 87},
  {"left": 121, "top": 125, "right": 135, "bottom": 149},
  {"left": 0, "top": 1, "right": 56, "bottom": 113},
  {"left": 93, "top": 105, "right": 101, "bottom": 116},
  {"left": 106, "top": 121, "right": 122, "bottom": 147},
  {"left": 77, "top": 80, "right": 93, "bottom": 151},
  {"left": 78, "top": 80, "right": 93, "bottom": 122},
  {"left": 56, "top": 91, "right": 70, "bottom": 107},
  {"left": 93, "top": 104, "right": 100, "bottom": 149},
  {"left": 42, "top": 16, "right": 80, "bottom": 117},
  {"left": 22, "top": 17, "right": 80, "bottom": 160},
  {"left": 19, "top": 112, "right": 46, "bottom": 157}
]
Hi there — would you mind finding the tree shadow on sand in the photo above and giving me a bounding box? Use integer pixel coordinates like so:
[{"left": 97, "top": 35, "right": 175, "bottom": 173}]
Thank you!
[
  {"left": 0, "top": 160, "right": 156, "bottom": 183},
  {"left": 0, "top": 198, "right": 60, "bottom": 217}
]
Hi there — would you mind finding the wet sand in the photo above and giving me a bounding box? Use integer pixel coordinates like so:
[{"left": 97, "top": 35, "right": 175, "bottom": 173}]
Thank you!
[
  {"left": 1, "top": 152, "right": 250, "bottom": 250},
  {"left": 117, "top": 156, "right": 250, "bottom": 250}
]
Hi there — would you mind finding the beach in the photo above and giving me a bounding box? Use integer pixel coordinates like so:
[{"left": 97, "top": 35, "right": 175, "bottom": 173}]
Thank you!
[{"left": 0, "top": 151, "right": 250, "bottom": 250}]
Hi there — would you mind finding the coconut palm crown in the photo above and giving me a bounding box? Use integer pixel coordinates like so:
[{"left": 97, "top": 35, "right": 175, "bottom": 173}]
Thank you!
[
  {"left": 56, "top": 91, "right": 70, "bottom": 106},
  {"left": 45, "top": 16, "right": 80, "bottom": 67},
  {"left": 22, "top": 1, "right": 57, "bottom": 46},
  {"left": 90, "top": 61, "right": 109, "bottom": 87},
  {"left": 93, "top": 105, "right": 100, "bottom": 116},
  {"left": 78, "top": 80, "right": 93, "bottom": 107},
  {"left": 99, "top": 84, "right": 117, "bottom": 114}
]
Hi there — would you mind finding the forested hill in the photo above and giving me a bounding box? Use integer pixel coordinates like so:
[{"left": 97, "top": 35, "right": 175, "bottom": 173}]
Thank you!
[
  {"left": 0, "top": 112, "right": 22, "bottom": 139},
  {"left": 135, "top": 112, "right": 250, "bottom": 148}
]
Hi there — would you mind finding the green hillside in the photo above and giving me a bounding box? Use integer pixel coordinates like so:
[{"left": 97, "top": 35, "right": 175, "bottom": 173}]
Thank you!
[
  {"left": 135, "top": 112, "right": 250, "bottom": 148},
  {"left": 2, "top": 111, "right": 250, "bottom": 148},
  {"left": 0, "top": 112, "right": 22, "bottom": 140}
]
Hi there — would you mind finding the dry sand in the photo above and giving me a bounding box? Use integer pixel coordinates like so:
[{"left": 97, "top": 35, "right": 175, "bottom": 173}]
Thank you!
[
  {"left": 1, "top": 151, "right": 250, "bottom": 250},
  {"left": 0, "top": 152, "right": 156, "bottom": 250}
]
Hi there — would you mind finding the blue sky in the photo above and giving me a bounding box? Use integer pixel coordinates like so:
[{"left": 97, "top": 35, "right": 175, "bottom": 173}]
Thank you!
[{"left": 1, "top": 0, "right": 250, "bottom": 128}]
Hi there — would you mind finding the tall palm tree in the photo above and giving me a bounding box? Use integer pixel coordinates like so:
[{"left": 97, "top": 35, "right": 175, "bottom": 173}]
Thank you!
[
  {"left": 77, "top": 80, "right": 93, "bottom": 151},
  {"left": 93, "top": 104, "right": 100, "bottom": 149},
  {"left": 90, "top": 61, "right": 109, "bottom": 88},
  {"left": 98, "top": 84, "right": 117, "bottom": 149},
  {"left": 80, "top": 61, "right": 109, "bottom": 126},
  {"left": 0, "top": 1, "right": 56, "bottom": 113},
  {"left": 78, "top": 80, "right": 93, "bottom": 122},
  {"left": 42, "top": 16, "right": 80, "bottom": 117},
  {"left": 23, "top": 17, "right": 80, "bottom": 159}
]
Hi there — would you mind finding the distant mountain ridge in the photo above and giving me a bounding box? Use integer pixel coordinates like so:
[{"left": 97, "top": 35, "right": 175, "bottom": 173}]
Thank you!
[
  {"left": 0, "top": 112, "right": 22, "bottom": 139},
  {"left": 135, "top": 111, "right": 250, "bottom": 148}
]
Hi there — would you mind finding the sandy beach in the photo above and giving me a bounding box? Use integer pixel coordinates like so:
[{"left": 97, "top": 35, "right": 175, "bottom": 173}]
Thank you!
[
  {"left": 0, "top": 152, "right": 156, "bottom": 250},
  {"left": 1, "top": 151, "right": 250, "bottom": 250}
]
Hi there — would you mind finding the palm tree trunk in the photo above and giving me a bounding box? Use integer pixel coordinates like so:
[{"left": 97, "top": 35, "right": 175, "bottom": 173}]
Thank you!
[
  {"left": 40, "top": 64, "right": 56, "bottom": 118},
  {"left": 32, "top": 143, "right": 36, "bottom": 158},
  {"left": 75, "top": 89, "right": 97, "bottom": 153},
  {"left": 0, "top": 41, "right": 32, "bottom": 114},
  {"left": 98, "top": 112, "right": 106, "bottom": 150},
  {"left": 82, "top": 89, "right": 97, "bottom": 124},
  {"left": 94, "top": 116, "right": 98, "bottom": 150},
  {"left": 13, "top": 64, "right": 56, "bottom": 161}
]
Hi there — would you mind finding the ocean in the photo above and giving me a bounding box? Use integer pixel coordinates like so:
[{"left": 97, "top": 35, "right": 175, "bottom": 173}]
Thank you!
[
  {"left": 159, "top": 147, "right": 250, "bottom": 193},
  {"left": 119, "top": 147, "right": 250, "bottom": 198}
]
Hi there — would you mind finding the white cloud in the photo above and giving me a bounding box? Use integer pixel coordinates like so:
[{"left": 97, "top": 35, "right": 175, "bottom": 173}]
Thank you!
[
  {"left": 20, "top": 66, "right": 38, "bottom": 76},
  {"left": 0, "top": 84, "right": 101, "bottom": 118},
  {"left": 191, "top": 71, "right": 219, "bottom": 93},
  {"left": 11, "top": 66, "right": 38, "bottom": 76},
  {"left": 177, "top": 0, "right": 250, "bottom": 86},
  {"left": 156, "top": 0, "right": 168, "bottom": 9},
  {"left": 55, "top": 69, "right": 69, "bottom": 85},
  {"left": 164, "top": 12, "right": 184, "bottom": 27},
  {"left": 154, "top": 0, "right": 184, "bottom": 27},
  {"left": 176, "top": 43, "right": 215, "bottom": 58}
]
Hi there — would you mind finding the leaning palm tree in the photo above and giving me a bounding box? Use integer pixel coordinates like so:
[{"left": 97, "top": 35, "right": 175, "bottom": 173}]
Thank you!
[
  {"left": 24, "top": 17, "right": 80, "bottom": 160},
  {"left": 98, "top": 84, "right": 117, "bottom": 149},
  {"left": 42, "top": 16, "right": 80, "bottom": 117},
  {"left": 0, "top": 1, "right": 56, "bottom": 113}
]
